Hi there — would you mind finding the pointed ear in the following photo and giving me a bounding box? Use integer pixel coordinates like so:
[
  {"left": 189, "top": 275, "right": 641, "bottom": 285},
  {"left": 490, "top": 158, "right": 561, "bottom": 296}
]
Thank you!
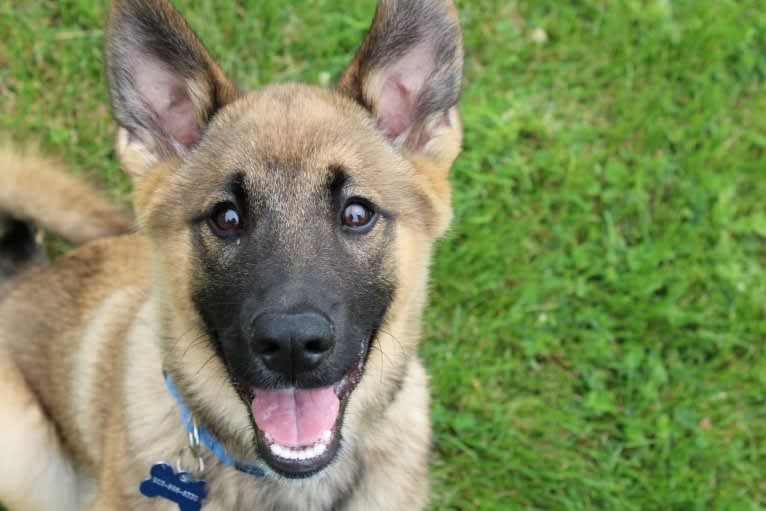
[
  {"left": 338, "top": 0, "right": 463, "bottom": 160},
  {"left": 106, "top": 0, "right": 238, "bottom": 176}
]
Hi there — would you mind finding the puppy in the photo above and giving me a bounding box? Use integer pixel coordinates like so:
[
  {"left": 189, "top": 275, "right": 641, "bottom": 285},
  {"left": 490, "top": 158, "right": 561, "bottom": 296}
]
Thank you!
[{"left": 0, "top": 0, "right": 463, "bottom": 509}]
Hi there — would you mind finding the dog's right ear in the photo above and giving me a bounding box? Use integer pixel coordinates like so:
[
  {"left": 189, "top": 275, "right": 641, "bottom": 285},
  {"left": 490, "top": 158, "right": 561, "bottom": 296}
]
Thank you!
[
  {"left": 338, "top": 0, "right": 463, "bottom": 162},
  {"left": 106, "top": 0, "right": 238, "bottom": 177}
]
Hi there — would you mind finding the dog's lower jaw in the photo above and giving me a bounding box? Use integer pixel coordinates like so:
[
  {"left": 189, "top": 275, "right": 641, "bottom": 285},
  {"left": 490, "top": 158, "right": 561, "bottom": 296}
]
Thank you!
[{"left": 239, "top": 358, "right": 432, "bottom": 510}]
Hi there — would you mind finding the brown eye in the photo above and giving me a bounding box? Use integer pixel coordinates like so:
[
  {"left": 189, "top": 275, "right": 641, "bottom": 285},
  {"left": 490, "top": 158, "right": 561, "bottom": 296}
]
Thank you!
[
  {"left": 341, "top": 201, "right": 376, "bottom": 232},
  {"left": 210, "top": 204, "right": 242, "bottom": 236}
]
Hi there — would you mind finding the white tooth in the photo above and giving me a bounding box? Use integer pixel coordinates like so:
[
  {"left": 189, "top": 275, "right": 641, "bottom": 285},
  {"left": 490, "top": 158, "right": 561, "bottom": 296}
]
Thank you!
[
  {"left": 264, "top": 432, "right": 273, "bottom": 442},
  {"left": 269, "top": 440, "right": 331, "bottom": 461}
]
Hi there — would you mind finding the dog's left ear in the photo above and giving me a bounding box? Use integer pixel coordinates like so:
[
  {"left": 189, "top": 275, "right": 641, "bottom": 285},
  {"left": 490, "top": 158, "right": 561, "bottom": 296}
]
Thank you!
[
  {"left": 338, "top": 0, "right": 463, "bottom": 164},
  {"left": 106, "top": 0, "right": 238, "bottom": 177}
]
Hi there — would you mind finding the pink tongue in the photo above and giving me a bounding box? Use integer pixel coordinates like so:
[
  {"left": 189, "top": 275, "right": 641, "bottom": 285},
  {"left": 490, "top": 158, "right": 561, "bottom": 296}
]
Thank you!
[{"left": 251, "top": 386, "right": 339, "bottom": 447}]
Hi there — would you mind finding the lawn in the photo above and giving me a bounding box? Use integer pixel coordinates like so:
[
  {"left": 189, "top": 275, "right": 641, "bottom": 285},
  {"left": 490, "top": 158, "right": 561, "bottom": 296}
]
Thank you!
[{"left": 1, "top": 0, "right": 765, "bottom": 510}]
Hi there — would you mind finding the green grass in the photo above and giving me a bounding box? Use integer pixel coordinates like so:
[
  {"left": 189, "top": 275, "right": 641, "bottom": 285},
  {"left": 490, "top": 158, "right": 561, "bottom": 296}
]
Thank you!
[{"left": 2, "top": 0, "right": 766, "bottom": 509}]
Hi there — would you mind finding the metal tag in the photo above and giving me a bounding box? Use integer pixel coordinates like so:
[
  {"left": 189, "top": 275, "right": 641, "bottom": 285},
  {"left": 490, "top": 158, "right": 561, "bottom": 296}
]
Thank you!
[{"left": 139, "top": 462, "right": 207, "bottom": 511}]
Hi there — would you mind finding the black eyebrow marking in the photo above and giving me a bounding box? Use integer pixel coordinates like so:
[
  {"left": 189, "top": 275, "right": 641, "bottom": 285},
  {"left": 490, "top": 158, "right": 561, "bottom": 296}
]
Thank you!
[
  {"left": 328, "top": 165, "right": 349, "bottom": 196},
  {"left": 227, "top": 171, "right": 247, "bottom": 209}
]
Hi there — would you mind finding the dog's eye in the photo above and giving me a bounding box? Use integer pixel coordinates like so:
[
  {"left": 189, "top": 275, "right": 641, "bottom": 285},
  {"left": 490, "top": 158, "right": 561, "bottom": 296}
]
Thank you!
[
  {"left": 209, "top": 203, "right": 242, "bottom": 237},
  {"left": 341, "top": 200, "right": 376, "bottom": 232}
]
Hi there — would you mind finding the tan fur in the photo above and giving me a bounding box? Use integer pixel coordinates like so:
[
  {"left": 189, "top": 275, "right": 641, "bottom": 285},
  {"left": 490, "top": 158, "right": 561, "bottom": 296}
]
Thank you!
[
  {"left": 0, "top": 146, "right": 133, "bottom": 244},
  {"left": 0, "top": 1, "right": 462, "bottom": 510}
]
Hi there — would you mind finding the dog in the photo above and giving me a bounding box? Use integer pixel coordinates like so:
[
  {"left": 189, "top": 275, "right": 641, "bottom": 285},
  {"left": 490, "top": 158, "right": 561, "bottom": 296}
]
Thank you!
[{"left": 0, "top": 0, "right": 463, "bottom": 509}]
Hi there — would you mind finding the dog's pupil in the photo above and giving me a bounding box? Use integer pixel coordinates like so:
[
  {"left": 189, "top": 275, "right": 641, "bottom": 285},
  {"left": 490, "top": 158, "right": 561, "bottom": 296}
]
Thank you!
[
  {"left": 343, "top": 204, "right": 370, "bottom": 227},
  {"left": 217, "top": 208, "right": 240, "bottom": 230}
]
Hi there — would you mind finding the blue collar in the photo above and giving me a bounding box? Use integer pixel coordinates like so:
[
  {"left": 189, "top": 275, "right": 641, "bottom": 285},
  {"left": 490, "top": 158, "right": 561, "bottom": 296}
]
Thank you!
[{"left": 164, "top": 374, "right": 267, "bottom": 477}]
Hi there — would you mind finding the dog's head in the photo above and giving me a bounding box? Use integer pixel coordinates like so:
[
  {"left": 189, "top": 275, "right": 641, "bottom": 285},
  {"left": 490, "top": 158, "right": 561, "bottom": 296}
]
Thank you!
[{"left": 106, "top": 0, "right": 462, "bottom": 478}]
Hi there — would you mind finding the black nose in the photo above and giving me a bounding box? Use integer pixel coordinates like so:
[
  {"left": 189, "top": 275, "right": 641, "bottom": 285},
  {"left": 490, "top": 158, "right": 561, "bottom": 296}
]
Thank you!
[{"left": 249, "top": 311, "right": 335, "bottom": 377}]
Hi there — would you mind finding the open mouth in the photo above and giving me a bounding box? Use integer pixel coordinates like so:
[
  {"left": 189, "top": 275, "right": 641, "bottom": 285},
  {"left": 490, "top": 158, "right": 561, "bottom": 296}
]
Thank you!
[{"left": 245, "top": 339, "right": 369, "bottom": 477}]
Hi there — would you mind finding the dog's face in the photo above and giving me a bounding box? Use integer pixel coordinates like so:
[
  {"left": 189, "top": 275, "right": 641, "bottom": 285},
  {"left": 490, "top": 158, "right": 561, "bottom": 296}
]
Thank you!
[{"left": 107, "top": 0, "right": 462, "bottom": 478}]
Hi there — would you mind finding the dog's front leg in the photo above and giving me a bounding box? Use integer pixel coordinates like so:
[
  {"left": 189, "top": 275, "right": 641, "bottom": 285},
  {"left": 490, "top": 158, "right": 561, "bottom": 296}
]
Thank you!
[{"left": 0, "top": 355, "right": 82, "bottom": 511}]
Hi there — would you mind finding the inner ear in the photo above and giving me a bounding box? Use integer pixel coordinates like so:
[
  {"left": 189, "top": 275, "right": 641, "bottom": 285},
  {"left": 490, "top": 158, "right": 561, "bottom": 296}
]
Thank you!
[
  {"left": 132, "top": 56, "right": 202, "bottom": 150},
  {"left": 375, "top": 43, "right": 435, "bottom": 144}
]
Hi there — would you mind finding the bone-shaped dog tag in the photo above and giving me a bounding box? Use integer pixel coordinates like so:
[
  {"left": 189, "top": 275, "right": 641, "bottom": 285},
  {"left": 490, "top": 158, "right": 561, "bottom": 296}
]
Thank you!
[{"left": 140, "top": 462, "right": 207, "bottom": 511}]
